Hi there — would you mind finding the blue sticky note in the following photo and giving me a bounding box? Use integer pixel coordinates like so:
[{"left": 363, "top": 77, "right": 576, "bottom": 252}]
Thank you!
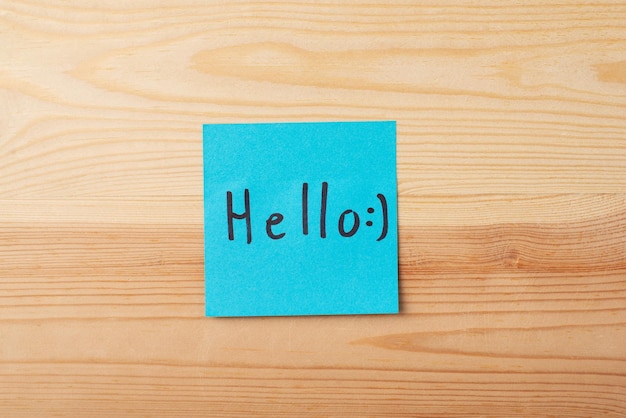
[{"left": 203, "top": 121, "right": 398, "bottom": 317}]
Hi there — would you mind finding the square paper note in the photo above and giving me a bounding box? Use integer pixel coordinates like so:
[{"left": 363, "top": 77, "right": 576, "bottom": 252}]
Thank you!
[{"left": 203, "top": 121, "right": 398, "bottom": 317}]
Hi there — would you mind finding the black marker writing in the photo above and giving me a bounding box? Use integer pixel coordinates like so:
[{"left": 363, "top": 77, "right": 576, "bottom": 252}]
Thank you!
[
  {"left": 302, "top": 182, "right": 308, "bottom": 235},
  {"left": 320, "top": 181, "right": 328, "bottom": 239},
  {"left": 227, "top": 189, "right": 252, "bottom": 244},
  {"left": 224, "top": 183, "right": 388, "bottom": 243},
  {"left": 266, "top": 213, "right": 285, "bottom": 240},
  {"left": 338, "top": 209, "right": 360, "bottom": 237},
  {"left": 376, "top": 193, "right": 388, "bottom": 241}
]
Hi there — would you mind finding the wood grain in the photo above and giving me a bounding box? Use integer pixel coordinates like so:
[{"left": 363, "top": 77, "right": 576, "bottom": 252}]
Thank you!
[{"left": 1, "top": 0, "right": 625, "bottom": 416}]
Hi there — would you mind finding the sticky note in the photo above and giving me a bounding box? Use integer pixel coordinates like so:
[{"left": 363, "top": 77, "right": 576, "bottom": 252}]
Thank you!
[{"left": 203, "top": 121, "right": 398, "bottom": 317}]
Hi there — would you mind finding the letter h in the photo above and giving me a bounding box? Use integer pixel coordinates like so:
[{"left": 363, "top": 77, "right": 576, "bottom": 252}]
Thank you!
[{"left": 226, "top": 189, "right": 252, "bottom": 244}]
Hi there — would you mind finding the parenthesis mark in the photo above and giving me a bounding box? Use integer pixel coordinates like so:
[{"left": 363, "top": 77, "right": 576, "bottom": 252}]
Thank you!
[{"left": 376, "top": 193, "right": 388, "bottom": 241}]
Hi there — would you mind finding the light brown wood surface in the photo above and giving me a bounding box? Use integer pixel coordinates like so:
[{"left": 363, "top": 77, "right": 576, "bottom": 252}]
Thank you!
[{"left": 1, "top": 1, "right": 625, "bottom": 416}]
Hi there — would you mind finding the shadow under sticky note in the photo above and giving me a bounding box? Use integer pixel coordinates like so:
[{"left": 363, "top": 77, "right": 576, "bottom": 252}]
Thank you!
[{"left": 203, "top": 121, "right": 398, "bottom": 317}]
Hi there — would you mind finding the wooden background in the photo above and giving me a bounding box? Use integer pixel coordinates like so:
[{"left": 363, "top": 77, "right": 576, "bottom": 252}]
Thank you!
[{"left": 1, "top": 0, "right": 625, "bottom": 416}]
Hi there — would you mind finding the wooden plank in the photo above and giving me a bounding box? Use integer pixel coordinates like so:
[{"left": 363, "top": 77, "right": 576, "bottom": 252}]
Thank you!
[
  {"left": 1, "top": 2, "right": 626, "bottom": 196},
  {"left": 1, "top": 195, "right": 624, "bottom": 319}
]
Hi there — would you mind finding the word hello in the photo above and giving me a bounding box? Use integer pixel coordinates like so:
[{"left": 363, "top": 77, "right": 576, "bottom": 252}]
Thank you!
[{"left": 226, "top": 182, "right": 388, "bottom": 244}]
